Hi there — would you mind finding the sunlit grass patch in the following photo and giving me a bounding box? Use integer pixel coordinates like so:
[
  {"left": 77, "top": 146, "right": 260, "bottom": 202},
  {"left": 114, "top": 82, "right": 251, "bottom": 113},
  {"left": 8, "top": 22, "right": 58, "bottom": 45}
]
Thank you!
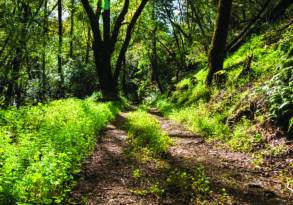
[
  {"left": 124, "top": 110, "right": 171, "bottom": 157},
  {"left": 0, "top": 98, "right": 121, "bottom": 204},
  {"left": 168, "top": 103, "right": 229, "bottom": 141}
]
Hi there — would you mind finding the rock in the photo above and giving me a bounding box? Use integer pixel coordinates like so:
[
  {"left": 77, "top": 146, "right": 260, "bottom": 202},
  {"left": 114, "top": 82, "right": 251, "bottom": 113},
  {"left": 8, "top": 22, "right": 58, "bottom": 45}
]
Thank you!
[
  {"left": 248, "top": 182, "right": 263, "bottom": 189},
  {"left": 264, "top": 190, "right": 277, "bottom": 199}
]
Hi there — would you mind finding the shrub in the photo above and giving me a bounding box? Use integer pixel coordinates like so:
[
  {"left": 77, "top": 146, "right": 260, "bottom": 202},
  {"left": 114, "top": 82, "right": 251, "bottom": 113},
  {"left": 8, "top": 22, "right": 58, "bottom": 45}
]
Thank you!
[
  {"left": 228, "top": 118, "right": 263, "bottom": 152},
  {"left": 170, "top": 69, "right": 210, "bottom": 105},
  {"left": 155, "top": 98, "right": 175, "bottom": 116},
  {"left": 0, "top": 99, "right": 120, "bottom": 204},
  {"left": 258, "top": 61, "right": 293, "bottom": 136}
]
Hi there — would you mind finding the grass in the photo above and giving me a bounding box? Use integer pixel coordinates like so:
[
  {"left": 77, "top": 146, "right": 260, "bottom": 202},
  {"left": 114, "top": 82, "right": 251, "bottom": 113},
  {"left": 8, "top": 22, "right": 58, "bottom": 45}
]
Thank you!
[
  {"left": 227, "top": 118, "right": 264, "bottom": 152},
  {"left": 124, "top": 110, "right": 171, "bottom": 157},
  {"left": 168, "top": 103, "right": 229, "bottom": 141},
  {"left": 0, "top": 98, "right": 121, "bottom": 204},
  {"left": 124, "top": 110, "right": 212, "bottom": 202}
]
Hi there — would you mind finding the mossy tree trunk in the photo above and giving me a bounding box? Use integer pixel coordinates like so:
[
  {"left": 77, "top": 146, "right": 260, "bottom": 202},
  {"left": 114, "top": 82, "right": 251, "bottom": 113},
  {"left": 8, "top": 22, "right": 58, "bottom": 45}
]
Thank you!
[{"left": 206, "top": 0, "right": 233, "bottom": 86}]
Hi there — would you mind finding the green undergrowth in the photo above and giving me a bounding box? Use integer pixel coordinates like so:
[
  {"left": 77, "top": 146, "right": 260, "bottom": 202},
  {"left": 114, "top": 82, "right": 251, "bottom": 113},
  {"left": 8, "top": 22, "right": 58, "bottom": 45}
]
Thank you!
[
  {"left": 0, "top": 98, "right": 121, "bottom": 204},
  {"left": 153, "top": 23, "right": 293, "bottom": 153},
  {"left": 130, "top": 166, "right": 212, "bottom": 202},
  {"left": 124, "top": 111, "right": 229, "bottom": 203},
  {"left": 124, "top": 110, "right": 171, "bottom": 158},
  {"left": 124, "top": 111, "right": 212, "bottom": 202}
]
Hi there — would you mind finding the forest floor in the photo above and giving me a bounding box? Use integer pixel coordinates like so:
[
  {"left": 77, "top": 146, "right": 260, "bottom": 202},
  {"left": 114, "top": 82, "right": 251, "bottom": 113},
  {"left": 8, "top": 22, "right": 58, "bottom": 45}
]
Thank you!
[{"left": 70, "top": 110, "right": 293, "bottom": 205}]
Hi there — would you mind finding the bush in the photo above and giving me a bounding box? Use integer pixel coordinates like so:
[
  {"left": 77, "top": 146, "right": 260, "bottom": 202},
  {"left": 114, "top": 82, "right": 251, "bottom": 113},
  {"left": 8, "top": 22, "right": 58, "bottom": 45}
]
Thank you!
[
  {"left": 63, "top": 59, "right": 98, "bottom": 98},
  {"left": 228, "top": 118, "right": 263, "bottom": 152},
  {"left": 258, "top": 61, "right": 293, "bottom": 136},
  {"left": 0, "top": 99, "right": 120, "bottom": 204},
  {"left": 170, "top": 69, "right": 210, "bottom": 105},
  {"left": 155, "top": 98, "right": 175, "bottom": 116}
]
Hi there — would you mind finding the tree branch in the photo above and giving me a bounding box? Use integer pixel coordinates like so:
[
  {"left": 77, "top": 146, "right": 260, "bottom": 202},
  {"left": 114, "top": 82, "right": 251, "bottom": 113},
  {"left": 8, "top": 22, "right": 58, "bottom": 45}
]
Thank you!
[
  {"left": 110, "top": 0, "right": 129, "bottom": 54},
  {"left": 226, "top": 0, "right": 271, "bottom": 52},
  {"left": 114, "top": 0, "right": 149, "bottom": 82},
  {"left": 80, "top": 0, "right": 101, "bottom": 42}
]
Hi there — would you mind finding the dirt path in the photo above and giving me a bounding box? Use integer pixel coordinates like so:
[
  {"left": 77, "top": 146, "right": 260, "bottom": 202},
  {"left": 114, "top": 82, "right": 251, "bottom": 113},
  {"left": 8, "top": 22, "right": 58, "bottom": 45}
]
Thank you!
[
  {"left": 71, "top": 111, "right": 293, "bottom": 205},
  {"left": 151, "top": 111, "right": 293, "bottom": 205},
  {"left": 70, "top": 114, "right": 157, "bottom": 204}
]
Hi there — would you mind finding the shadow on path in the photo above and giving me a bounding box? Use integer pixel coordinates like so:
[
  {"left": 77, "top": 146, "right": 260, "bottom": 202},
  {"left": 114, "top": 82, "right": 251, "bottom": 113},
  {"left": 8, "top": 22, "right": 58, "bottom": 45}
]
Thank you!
[{"left": 70, "top": 111, "right": 292, "bottom": 205}]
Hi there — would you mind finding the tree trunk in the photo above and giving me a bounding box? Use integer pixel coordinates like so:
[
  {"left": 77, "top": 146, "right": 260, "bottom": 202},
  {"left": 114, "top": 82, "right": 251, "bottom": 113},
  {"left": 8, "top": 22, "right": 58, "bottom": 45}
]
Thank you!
[
  {"left": 206, "top": 0, "right": 233, "bottom": 86},
  {"left": 93, "top": 45, "right": 118, "bottom": 100},
  {"left": 114, "top": 0, "right": 149, "bottom": 82},
  {"left": 69, "top": 0, "right": 75, "bottom": 58},
  {"left": 85, "top": 26, "right": 91, "bottom": 63},
  {"left": 41, "top": 0, "right": 48, "bottom": 101},
  {"left": 267, "top": 0, "right": 293, "bottom": 22},
  {"left": 81, "top": 0, "right": 149, "bottom": 101},
  {"left": 57, "top": 0, "right": 64, "bottom": 98},
  {"left": 151, "top": 5, "right": 163, "bottom": 93}
]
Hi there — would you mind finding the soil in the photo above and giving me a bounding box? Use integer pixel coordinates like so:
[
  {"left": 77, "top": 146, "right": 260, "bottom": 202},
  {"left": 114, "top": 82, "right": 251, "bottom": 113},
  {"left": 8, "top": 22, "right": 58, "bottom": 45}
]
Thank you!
[{"left": 70, "top": 110, "right": 293, "bottom": 205}]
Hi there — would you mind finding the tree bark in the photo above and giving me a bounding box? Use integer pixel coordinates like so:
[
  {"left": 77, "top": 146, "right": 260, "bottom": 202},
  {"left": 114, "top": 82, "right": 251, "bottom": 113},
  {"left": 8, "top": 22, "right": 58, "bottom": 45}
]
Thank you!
[
  {"left": 69, "top": 0, "right": 75, "bottom": 58},
  {"left": 114, "top": 0, "right": 149, "bottom": 82},
  {"left": 81, "top": 0, "right": 149, "bottom": 100},
  {"left": 57, "top": 0, "right": 64, "bottom": 98},
  {"left": 151, "top": 5, "right": 163, "bottom": 93},
  {"left": 40, "top": 0, "right": 48, "bottom": 101},
  {"left": 85, "top": 26, "right": 91, "bottom": 63},
  {"left": 206, "top": 0, "right": 233, "bottom": 86},
  {"left": 267, "top": 0, "right": 293, "bottom": 22}
]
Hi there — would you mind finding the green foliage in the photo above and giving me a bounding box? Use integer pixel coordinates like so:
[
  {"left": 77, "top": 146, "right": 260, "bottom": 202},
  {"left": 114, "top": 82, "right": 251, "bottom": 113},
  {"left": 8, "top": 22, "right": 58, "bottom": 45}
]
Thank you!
[
  {"left": 168, "top": 103, "right": 229, "bottom": 140},
  {"left": 0, "top": 99, "right": 120, "bottom": 204},
  {"left": 155, "top": 25, "right": 293, "bottom": 154},
  {"left": 257, "top": 60, "right": 293, "bottom": 133},
  {"left": 124, "top": 111, "right": 171, "bottom": 156},
  {"left": 225, "top": 27, "right": 292, "bottom": 88},
  {"left": 171, "top": 70, "right": 210, "bottom": 105},
  {"left": 154, "top": 97, "right": 175, "bottom": 115},
  {"left": 131, "top": 166, "right": 210, "bottom": 200},
  {"left": 289, "top": 117, "right": 293, "bottom": 132},
  {"left": 63, "top": 60, "right": 98, "bottom": 98},
  {"left": 165, "top": 167, "right": 210, "bottom": 197},
  {"left": 228, "top": 118, "right": 263, "bottom": 152}
]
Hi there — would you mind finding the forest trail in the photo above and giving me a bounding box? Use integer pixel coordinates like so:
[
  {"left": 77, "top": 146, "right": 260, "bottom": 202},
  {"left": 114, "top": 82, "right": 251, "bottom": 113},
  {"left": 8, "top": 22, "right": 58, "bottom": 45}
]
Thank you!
[
  {"left": 70, "top": 113, "right": 157, "bottom": 204},
  {"left": 71, "top": 110, "right": 293, "bottom": 205}
]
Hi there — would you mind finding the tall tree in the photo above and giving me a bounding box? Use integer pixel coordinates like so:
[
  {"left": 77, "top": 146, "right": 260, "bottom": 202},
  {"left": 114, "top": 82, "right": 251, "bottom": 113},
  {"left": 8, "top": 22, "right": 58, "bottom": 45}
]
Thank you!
[
  {"left": 57, "top": 0, "right": 64, "bottom": 97},
  {"left": 80, "top": 0, "right": 149, "bottom": 100},
  {"left": 41, "top": 0, "right": 48, "bottom": 100},
  {"left": 206, "top": 0, "right": 233, "bottom": 86},
  {"left": 150, "top": 1, "right": 163, "bottom": 93},
  {"left": 69, "top": 0, "right": 75, "bottom": 58}
]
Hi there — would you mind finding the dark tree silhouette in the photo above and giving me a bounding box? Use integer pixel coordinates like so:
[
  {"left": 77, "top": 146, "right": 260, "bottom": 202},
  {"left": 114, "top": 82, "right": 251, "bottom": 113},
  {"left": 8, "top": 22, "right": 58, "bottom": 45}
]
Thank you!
[
  {"left": 267, "top": 0, "right": 293, "bottom": 22},
  {"left": 80, "top": 0, "right": 149, "bottom": 100}
]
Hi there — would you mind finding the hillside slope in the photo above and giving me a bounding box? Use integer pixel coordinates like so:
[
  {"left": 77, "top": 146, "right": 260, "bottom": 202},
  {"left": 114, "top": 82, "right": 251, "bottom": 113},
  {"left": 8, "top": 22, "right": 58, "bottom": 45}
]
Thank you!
[{"left": 153, "top": 21, "right": 293, "bottom": 195}]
